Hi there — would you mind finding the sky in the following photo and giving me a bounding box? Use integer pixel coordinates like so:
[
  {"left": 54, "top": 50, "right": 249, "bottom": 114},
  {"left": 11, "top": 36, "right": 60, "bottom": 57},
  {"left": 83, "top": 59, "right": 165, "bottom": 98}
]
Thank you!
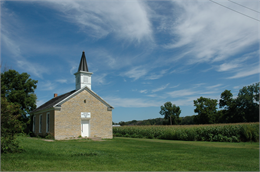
[{"left": 1, "top": 0, "right": 259, "bottom": 123}]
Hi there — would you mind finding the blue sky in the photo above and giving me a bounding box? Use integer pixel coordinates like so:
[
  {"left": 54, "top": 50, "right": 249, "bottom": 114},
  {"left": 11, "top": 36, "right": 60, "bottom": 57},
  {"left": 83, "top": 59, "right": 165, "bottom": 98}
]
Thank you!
[{"left": 1, "top": 0, "right": 259, "bottom": 123}]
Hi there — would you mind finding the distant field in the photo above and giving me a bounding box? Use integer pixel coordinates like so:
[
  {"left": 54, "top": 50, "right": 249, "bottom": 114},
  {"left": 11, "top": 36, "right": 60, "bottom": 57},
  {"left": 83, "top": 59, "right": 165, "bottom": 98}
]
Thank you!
[
  {"left": 113, "top": 122, "right": 259, "bottom": 142},
  {"left": 1, "top": 136, "right": 259, "bottom": 171}
]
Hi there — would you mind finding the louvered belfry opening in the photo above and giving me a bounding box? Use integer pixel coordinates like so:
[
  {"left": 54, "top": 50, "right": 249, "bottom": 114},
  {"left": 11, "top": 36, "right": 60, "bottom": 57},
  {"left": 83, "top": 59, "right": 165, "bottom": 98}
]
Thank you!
[{"left": 78, "top": 51, "right": 89, "bottom": 72}]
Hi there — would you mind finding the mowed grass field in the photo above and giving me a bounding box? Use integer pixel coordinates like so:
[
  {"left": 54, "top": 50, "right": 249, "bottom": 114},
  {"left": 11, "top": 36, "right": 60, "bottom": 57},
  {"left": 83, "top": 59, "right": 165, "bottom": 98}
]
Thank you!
[{"left": 1, "top": 136, "right": 259, "bottom": 171}]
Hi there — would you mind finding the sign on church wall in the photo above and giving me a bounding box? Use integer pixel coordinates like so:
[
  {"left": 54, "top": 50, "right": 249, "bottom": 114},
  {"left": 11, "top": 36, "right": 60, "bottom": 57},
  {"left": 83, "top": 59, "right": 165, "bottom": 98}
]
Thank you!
[{"left": 81, "top": 112, "right": 91, "bottom": 118}]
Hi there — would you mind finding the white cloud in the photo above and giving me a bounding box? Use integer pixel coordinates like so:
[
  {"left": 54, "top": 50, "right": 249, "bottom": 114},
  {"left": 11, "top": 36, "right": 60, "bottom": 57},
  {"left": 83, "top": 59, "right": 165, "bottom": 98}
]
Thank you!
[
  {"left": 164, "top": 0, "right": 258, "bottom": 64},
  {"left": 39, "top": 81, "right": 56, "bottom": 91},
  {"left": 169, "top": 84, "right": 180, "bottom": 88},
  {"left": 45, "top": 0, "right": 153, "bottom": 42},
  {"left": 228, "top": 65, "right": 259, "bottom": 79},
  {"left": 217, "top": 51, "right": 257, "bottom": 72},
  {"left": 56, "top": 79, "right": 67, "bottom": 83},
  {"left": 152, "top": 83, "right": 169, "bottom": 93},
  {"left": 140, "top": 90, "right": 147, "bottom": 94},
  {"left": 1, "top": 7, "right": 49, "bottom": 78},
  {"left": 16, "top": 60, "right": 48, "bottom": 79},
  {"left": 70, "top": 65, "right": 77, "bottom": 75},
  {"left": 93, "top": 73, "right": 107, "bottom": 85},
  {"left": 206, "top": 84, "right": 222, "bottom": 89},
  {"left": 123, "top": 66, "right": 148, "bottom": 80},
  {"left": 104, "top": 96, "right": 163, "bottom": 107},
  {"left": 146, "top": 69, "right": 168, "bottom": 80},
  {"left": 167, "top": 89, "right": 197, "bottom": 98},
  {"left": 218, "top": 63, "right": 240, "bottom": 72}
]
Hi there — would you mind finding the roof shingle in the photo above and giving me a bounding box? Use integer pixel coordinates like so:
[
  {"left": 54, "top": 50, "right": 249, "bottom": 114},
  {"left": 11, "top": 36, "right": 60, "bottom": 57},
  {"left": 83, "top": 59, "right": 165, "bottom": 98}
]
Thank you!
[{"left": 31, "top": 90, "right": 76, "bottom": 113}]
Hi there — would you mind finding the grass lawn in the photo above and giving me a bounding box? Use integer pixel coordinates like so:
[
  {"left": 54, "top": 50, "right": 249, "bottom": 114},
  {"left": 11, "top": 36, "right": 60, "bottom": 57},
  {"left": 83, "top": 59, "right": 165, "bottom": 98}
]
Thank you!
[{"left": 1, "top": 136, "right": 259, "bottom": 171}]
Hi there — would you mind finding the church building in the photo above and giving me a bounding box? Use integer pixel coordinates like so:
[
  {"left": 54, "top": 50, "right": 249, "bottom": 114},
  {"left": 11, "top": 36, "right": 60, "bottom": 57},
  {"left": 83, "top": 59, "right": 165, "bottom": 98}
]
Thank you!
[{"left": 31, "top": 51, "right": 113, "bottom": 140}]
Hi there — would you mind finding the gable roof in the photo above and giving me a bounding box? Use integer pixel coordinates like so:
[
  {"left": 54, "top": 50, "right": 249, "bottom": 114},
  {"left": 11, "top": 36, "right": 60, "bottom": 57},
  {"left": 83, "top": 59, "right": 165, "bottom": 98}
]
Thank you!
[
  {"left": 53, "top": 86, "right": 113, "bottom": 109},
  {"left": 78, "top": 51, "right": 88, "bottom": 72},
  {"left": 31, "top": 90, "right": 77, "bottom": 113},
  {"left": 31, "top": 87, "right": 113, "bottom": 114}
]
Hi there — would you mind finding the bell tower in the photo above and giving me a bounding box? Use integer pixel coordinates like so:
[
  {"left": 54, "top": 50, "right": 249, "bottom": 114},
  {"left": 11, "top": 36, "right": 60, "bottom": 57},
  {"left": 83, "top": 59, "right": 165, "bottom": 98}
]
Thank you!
[{"left": 74, "top": 51, "right": 93, "bottom": 90}]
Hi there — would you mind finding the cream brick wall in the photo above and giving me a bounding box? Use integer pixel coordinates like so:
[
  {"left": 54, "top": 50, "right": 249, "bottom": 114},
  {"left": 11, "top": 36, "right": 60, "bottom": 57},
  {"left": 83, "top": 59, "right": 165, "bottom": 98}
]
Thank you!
[
  {"left": 54, "top": 90, "right": 112, "bottom": 140},
  {"left": 33, "top": 110, "right": 54, "bottom": 137}
]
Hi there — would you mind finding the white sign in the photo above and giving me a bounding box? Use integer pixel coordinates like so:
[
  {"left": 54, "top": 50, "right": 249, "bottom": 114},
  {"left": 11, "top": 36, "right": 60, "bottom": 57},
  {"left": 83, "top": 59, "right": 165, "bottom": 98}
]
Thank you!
[{"left": 81, "top": 112, "right": 91, "bottom": 118}]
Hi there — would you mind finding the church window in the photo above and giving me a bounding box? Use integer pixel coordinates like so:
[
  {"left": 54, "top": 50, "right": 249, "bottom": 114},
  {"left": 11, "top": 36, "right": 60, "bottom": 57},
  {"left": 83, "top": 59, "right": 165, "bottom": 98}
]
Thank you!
[
  {"left": 84, "top": 76, "right": 88, "bottom": 83},
  {"left": 39, "top": 114, "right": 42, "bottom": 133}
]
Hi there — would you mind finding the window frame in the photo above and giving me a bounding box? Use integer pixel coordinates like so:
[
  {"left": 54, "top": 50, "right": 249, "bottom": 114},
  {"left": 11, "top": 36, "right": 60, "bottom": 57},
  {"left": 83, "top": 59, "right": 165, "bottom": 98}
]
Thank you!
[
  {"left": 39, "top": 114, "right": 42, "bottom": 133},
  {"left": 46, "top": 113, "right": 50, "bottom": 133},
  {"left": 33, "top": 115, "right": 35, "bottom": 132}
]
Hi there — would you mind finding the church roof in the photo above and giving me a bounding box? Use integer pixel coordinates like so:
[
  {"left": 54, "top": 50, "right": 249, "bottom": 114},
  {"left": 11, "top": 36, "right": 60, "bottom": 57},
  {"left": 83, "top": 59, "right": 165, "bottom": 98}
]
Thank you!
[
  {"left": 78, "top": 51, "right": 89, "bottom": 72},
  {"left": 31, "top": 90, "right": 77, "bottom": 113},
  {"left": 31, "top": 87, "right": 114, "bottom": 114}
]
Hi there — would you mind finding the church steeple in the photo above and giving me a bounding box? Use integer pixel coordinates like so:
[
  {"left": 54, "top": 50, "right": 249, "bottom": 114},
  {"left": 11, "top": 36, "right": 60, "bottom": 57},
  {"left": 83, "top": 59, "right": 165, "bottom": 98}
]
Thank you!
[
  {"left": 78, "top": 51, "right": 89, "bottom": 72},
  {"left": 74, "top": 51, "right": 93, "bottom": 90}
]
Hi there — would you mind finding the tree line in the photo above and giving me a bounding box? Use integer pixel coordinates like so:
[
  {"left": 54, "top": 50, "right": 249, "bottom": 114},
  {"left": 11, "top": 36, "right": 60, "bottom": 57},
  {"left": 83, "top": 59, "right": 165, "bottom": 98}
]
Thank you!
[{"left": 115, "top": 82, "right": 259, "bottom": 126}]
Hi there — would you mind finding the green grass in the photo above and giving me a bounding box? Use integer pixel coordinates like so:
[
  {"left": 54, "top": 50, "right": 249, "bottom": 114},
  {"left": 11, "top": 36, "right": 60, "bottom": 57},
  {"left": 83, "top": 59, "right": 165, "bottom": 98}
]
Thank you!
[{"left": 1, "top": 136, "right": 259, "bottom": 171}]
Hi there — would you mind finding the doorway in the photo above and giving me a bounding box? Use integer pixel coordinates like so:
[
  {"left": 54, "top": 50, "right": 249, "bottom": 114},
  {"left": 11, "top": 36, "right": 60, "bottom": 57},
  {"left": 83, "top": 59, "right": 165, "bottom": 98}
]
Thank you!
[{"left": 81, "top": 120, "right": 89, "bottom": 137}]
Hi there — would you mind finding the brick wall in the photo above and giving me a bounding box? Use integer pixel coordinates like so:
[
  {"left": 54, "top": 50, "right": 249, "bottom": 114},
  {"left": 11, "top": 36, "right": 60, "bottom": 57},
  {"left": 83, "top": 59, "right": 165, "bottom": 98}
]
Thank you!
[
  {"left": 33, "top": 110, "right": 54, "bottom": 137},
  {"left": 54, "top": 90, "right": 112, "bottom": 140}
]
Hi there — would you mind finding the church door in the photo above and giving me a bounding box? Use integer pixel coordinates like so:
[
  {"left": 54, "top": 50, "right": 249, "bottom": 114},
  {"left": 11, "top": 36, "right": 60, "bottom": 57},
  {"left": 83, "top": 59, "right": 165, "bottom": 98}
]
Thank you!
[{"left": 81, "top": 120, "right": 89, "bottom": 137}]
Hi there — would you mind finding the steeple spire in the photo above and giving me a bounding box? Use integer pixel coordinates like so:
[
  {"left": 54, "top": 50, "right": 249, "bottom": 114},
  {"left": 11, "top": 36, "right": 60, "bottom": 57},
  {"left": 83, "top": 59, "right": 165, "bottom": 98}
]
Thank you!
[
  {"left": 78, "top": 51, "right": 89, "bottom": 72},
  {"left": 74, "top": 51, "right": 93, "bottom": 90}
]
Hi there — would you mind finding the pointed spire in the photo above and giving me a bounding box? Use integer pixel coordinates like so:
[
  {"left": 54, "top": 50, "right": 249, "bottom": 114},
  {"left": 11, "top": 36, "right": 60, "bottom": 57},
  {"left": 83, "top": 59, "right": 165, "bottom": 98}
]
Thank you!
[{"left": 78, "top": 51, "right": 89, "bottom": 72}]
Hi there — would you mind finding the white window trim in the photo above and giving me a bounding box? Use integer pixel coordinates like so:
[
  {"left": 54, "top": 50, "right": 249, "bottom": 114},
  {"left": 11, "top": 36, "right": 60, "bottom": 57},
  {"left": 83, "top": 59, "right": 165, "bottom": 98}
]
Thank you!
[
  {"left": 46, "top": 113, "right": 50, "bottom": 133},
  {"left": 33, "top": 115, "right": 35, "bottom": 132},
  {"left": 39, "top": 114, "right": 42, "bottom": 133}
]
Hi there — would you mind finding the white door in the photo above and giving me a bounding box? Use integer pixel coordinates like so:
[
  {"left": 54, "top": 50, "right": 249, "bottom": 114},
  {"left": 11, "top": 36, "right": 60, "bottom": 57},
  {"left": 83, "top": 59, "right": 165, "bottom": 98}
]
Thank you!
[{"left": 81, "top": 120, "right": 89, "bottom": 137}]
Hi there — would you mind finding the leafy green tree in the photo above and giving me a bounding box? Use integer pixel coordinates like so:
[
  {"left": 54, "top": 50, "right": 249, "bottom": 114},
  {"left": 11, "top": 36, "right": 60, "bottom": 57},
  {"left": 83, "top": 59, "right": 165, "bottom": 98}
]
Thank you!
[
  {"left": 180, "top": 115, "right": 195, "bottom": 125},
  {"left": 1, "top": 98, "right": 23, "bottom": 153},
  {"left": 172, "top": 104, "right": 181, "bottom": 125},
  {"left": 218, "top": 90, "right": 240, "bottom": 123},
  {"left": 236, "top": 82, "right": 259, "bottom": 122},
  {"left": 194, "top": 97, "right": 218, "bottom": 124},
  {"left": 160, "top": 102, "right": 181, "bottom": 125},
  {"left": 1, "top": 69, "right": 38, "bottom": 124}
]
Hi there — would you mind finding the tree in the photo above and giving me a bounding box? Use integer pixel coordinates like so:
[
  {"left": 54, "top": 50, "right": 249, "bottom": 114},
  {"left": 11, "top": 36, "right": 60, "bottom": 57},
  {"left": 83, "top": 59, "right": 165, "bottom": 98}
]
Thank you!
[
  {"left": 218, "top": 83, "right": 259, "bottom": 123},
  {"left": 1, "top": 98, "right": 23, "bottom": 153},
  {"left": 193, "top": 97, "right": 218, "bottom": 124},
  {"left": 180, "top": 115, "right": 195, "bottom": 125},
  {"left": 236, "top": 82, "right": 259, "bottom": 122},
  {"left": 160, "top": 102, "right": 181, "bottom": 125},
  {"left": 1, "top": 69, "right": 38, "bottom": 125},
  {"left": 218, "top": 90, "right": 238, "bottom": 123}
]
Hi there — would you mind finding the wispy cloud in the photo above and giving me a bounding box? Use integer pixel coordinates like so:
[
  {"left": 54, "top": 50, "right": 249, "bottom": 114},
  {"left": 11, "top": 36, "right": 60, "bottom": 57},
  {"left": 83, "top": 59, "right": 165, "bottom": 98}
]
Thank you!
[
  {"left": 164, "top": 0, "right": 258, "bottom": 64},
  {"left": 167, "top": 89, "right": 197, "bottom": 98},
  {"left": 228, "top": 65, "right": 259, "bottom": 79},
  {"left": 2, "top": 33, "right": 48, "bottom": 78},
  {"left": 206, "top": 84, "right": 222, "bottom": 89},
  {"left": 146, "top": 69, "right": 168, "bottom": 80},
  {"left": 104, "top": 96, "right": 164, "bottom": 107},
  {"left": 140, "top": 90, "right": 147, "bottom": 94},
  {"left": 122, "top": 66, "right": 148, "bottom": 81},
  {"left": 93, "top": 73, "right": 108, "bottom": 85},
  {"left": 169, "top": 84, "right": 180, "bottom": 89},
  {"left": 1, "top": 6, "right": 49, "bottom": 78},
  {"left": 218, "top": 63, "right": 240, "bottom": 72},
  {"left": 56, "top": 79, "right": 68, "bottom": 83},
  {"left": 45, "top": 0, "right": 153, "bottom": 43},
  {"left": 39, "top": 81, "right": 56, "bottom": 91},
  {"left": 152, "top": 83, "right": 169, "bottom": 93}
]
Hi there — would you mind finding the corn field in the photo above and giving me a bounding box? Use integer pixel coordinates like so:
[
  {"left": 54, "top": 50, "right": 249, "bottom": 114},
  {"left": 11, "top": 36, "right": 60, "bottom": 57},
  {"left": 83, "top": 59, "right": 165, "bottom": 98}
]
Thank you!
[{"left": 113, "top": 122, "right": 259, "bottom": 142}]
